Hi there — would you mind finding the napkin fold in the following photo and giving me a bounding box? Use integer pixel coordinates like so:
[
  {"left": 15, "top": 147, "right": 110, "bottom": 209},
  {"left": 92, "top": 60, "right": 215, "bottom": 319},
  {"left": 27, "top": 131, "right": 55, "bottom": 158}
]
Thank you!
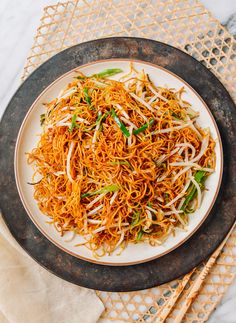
[{"left": 0, "top": 215, "right": 104, "bottom": 323}]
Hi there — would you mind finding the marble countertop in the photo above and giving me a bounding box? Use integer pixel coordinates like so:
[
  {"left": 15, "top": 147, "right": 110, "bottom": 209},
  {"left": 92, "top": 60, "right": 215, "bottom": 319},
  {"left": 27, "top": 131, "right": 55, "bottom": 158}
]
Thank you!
[{"left": 0, "top": 0, "right": 236, "bottom": 322}]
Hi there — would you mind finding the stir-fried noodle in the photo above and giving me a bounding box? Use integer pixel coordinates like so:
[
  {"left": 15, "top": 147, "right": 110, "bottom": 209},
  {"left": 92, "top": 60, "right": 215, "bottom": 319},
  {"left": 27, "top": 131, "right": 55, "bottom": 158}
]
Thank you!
[{"left": 28, "top": 65, "right": 215, "bottom": 256}]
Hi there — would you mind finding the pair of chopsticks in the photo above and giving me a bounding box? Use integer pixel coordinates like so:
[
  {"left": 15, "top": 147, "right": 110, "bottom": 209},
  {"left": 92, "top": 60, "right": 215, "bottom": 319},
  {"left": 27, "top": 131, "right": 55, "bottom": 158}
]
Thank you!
[{"left": 147, "top": 221, "right": 236, "bottom": 322}]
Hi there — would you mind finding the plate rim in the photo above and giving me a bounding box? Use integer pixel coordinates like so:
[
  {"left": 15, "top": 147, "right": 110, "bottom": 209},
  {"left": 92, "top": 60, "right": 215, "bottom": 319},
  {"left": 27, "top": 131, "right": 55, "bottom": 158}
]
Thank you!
[{"left": 14, "top": 58, "right": 223, "bottom": 266}]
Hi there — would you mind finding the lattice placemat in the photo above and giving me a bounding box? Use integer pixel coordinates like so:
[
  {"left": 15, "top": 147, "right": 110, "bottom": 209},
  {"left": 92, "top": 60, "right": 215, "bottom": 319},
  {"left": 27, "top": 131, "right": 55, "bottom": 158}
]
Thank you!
[{"left": 22, "top": 0, "right": 236, "bottom": 322}]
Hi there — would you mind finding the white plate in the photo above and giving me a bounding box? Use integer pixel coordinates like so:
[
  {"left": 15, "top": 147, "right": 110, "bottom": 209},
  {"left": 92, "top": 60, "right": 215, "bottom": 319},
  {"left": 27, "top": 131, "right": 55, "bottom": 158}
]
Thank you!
[{"left": 14, "top": 59, "right": 223, "bottom": 265}]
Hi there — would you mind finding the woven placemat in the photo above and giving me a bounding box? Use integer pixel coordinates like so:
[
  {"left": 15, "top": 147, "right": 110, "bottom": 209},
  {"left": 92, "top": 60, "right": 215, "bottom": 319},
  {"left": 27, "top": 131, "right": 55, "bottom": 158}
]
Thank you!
[{"left": 22, "top": 0, "right": 236, "bottom": 322}]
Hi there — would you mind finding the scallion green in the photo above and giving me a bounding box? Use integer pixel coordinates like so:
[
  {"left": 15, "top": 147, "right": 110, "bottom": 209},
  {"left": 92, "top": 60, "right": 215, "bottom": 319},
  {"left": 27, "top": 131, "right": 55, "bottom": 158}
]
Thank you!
[
  {"left": 81, "top": 184, "right": 120, "bottom": 199},
  {"left": 133, "top": 118, "right": 154, "bottom": 135},
  {"left": 111, "top": 108, "right": 130, "bottom": 137},
  {"left": 92, "top": 68, "right": 123, "bottom": 78},
  {"left": 83, "top": 88, "right": 91, "bottom": 106},
  {"left": 181, "top": 170, "right": 206, "bottom": 211},
  {"left": 68, "top": 114, "right": 78, "bottom": 133}
]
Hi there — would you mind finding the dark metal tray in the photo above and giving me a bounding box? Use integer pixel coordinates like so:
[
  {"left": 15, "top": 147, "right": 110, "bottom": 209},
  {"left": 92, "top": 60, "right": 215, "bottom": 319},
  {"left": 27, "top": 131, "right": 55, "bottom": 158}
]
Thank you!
[{"left": 0, "top": 37, "right": 235, "bottom": 292}]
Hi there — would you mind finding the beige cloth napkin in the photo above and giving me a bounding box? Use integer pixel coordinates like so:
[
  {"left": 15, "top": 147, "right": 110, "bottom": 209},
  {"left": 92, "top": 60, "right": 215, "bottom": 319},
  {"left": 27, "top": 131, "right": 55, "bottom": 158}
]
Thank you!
[{"left": 0, "top": 215, "right": 104, "bottom": 323}]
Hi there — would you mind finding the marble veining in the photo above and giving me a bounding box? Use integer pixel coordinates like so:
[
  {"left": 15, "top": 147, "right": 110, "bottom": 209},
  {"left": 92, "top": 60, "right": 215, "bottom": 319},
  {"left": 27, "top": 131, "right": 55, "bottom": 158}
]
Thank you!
[{"left": 0, "top": 0, "right": 235, "bottom": 322}]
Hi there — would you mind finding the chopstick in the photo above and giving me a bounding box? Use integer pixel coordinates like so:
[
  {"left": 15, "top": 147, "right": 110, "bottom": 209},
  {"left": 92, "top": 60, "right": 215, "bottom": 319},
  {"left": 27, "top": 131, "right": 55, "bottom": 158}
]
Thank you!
[{"left": 174, "top": 221, "right": 236, "bottom": 323}]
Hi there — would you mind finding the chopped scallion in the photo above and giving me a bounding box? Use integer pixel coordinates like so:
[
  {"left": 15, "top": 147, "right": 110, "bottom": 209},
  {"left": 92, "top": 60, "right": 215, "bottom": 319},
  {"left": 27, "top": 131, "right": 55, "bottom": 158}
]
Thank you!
[
  {"left": 131, "top": 212, "right": 141, "bottom": 227},
  {"left": 181, "top": 170, "right": 206, "bottom": 211},
  {"left": 136, "top": 230, "right": 144, "bottom": 241},
  {"left": 68, "top": 114, "right": 78, "bottom": 133},
  {"left": 111, "top": 108, "right": 130, "bottom": 137},
  {"left": 81, "top": 184, "right": 120, "bottom": 199},
  {"left": 83, "top": 88, "right": 91, "bottom": 106},
  {"left": 92, "top": 68, "right": 123, "bottom": 78},
  {"left": 96, "top": 111, "right": 110, "bottom": 131},
  {"left": 133, "top": 118, "right": 154, "bottom": 135}
]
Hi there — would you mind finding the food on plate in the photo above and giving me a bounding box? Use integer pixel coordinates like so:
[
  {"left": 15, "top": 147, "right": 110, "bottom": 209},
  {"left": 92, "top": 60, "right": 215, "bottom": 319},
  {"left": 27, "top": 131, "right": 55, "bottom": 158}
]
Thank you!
[{"left": 27, "top": 65, "right": 215, "bottom": 256}]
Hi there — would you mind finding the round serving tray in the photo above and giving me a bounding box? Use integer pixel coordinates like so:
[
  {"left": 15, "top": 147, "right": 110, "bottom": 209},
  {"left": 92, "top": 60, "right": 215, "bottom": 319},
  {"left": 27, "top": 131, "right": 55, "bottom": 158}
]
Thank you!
[{"left": 0, "top": 37, "right": 235, "bottom": 292}]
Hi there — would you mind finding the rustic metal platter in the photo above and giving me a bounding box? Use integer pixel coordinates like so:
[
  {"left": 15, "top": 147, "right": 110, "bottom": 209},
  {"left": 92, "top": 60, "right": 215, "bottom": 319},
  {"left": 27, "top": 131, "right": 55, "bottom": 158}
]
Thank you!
[
  {"left": 0, "top": 37, "right": 235, "bottom": 292},
  {"left": 14, "top": 59, "right": 223, "bottom": 266}
]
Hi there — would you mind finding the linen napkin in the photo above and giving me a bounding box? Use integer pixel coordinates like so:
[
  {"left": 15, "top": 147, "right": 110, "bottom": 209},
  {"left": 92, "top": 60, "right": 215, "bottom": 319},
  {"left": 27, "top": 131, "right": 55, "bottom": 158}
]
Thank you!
[{"left": 0, "top": 214, "right": 104, "bottom": 323}]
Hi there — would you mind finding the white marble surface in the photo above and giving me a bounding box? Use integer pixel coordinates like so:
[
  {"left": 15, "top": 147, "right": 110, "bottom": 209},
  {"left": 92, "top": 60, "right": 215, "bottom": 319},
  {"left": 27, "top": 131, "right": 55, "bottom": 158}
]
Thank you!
[{"left": 0, "top": 0, "right": 235, "bottom": 322}]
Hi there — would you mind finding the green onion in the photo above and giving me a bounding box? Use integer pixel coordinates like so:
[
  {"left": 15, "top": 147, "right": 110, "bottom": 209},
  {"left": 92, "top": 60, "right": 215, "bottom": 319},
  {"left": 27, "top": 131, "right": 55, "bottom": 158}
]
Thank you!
[
  {"left": 81, "top": 184, "right": 120, "bottom": 199},
  {"left": 171, "top": 112, "right": 181, "bottom": 120},
  {"left": 147, "top": 201, "right": 152, "bottom": 208},
  {"left": 80, "top": 193, "right": 91, "bottom": 198},
  {"left": 96, "top": 111, "right": 110, "bottom": 131},
  {"left": 92, "top": 68, "right": 123, "bottom": 78},
  {"left": 136, "top": 230, "right": 144, "bottom": 241},
  {"left": 181, "top": 185, "right": 196, "bottom": 212},
  {"left": 68, "top": 114, "right": 77, "bottom": 133},
  {"left": 181, "top": 170, "right": 206, "bottom": 212},
  {"left": 194, "top": 170, "right": 206, "bottom": 183},
  {"left": 102, "top": 111, "right": 110, "bottom": 120},
  {"left": 83, "top": 88, "right": 91, "bottom": 106},
  {"left": 40, "top": 113, "right": 45, "bottom": 126},
  {"left": 133, "top": 118, "right": 155, "bottom": 135},
  {"left": 96, "top": 113, "right": 103, "bottom": 124},
  {"left": 111, "top": 108, "right": 130, "bottom": 137},
  {"left": 131, "top": 212, "right": 141, "bottom": 227}
]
